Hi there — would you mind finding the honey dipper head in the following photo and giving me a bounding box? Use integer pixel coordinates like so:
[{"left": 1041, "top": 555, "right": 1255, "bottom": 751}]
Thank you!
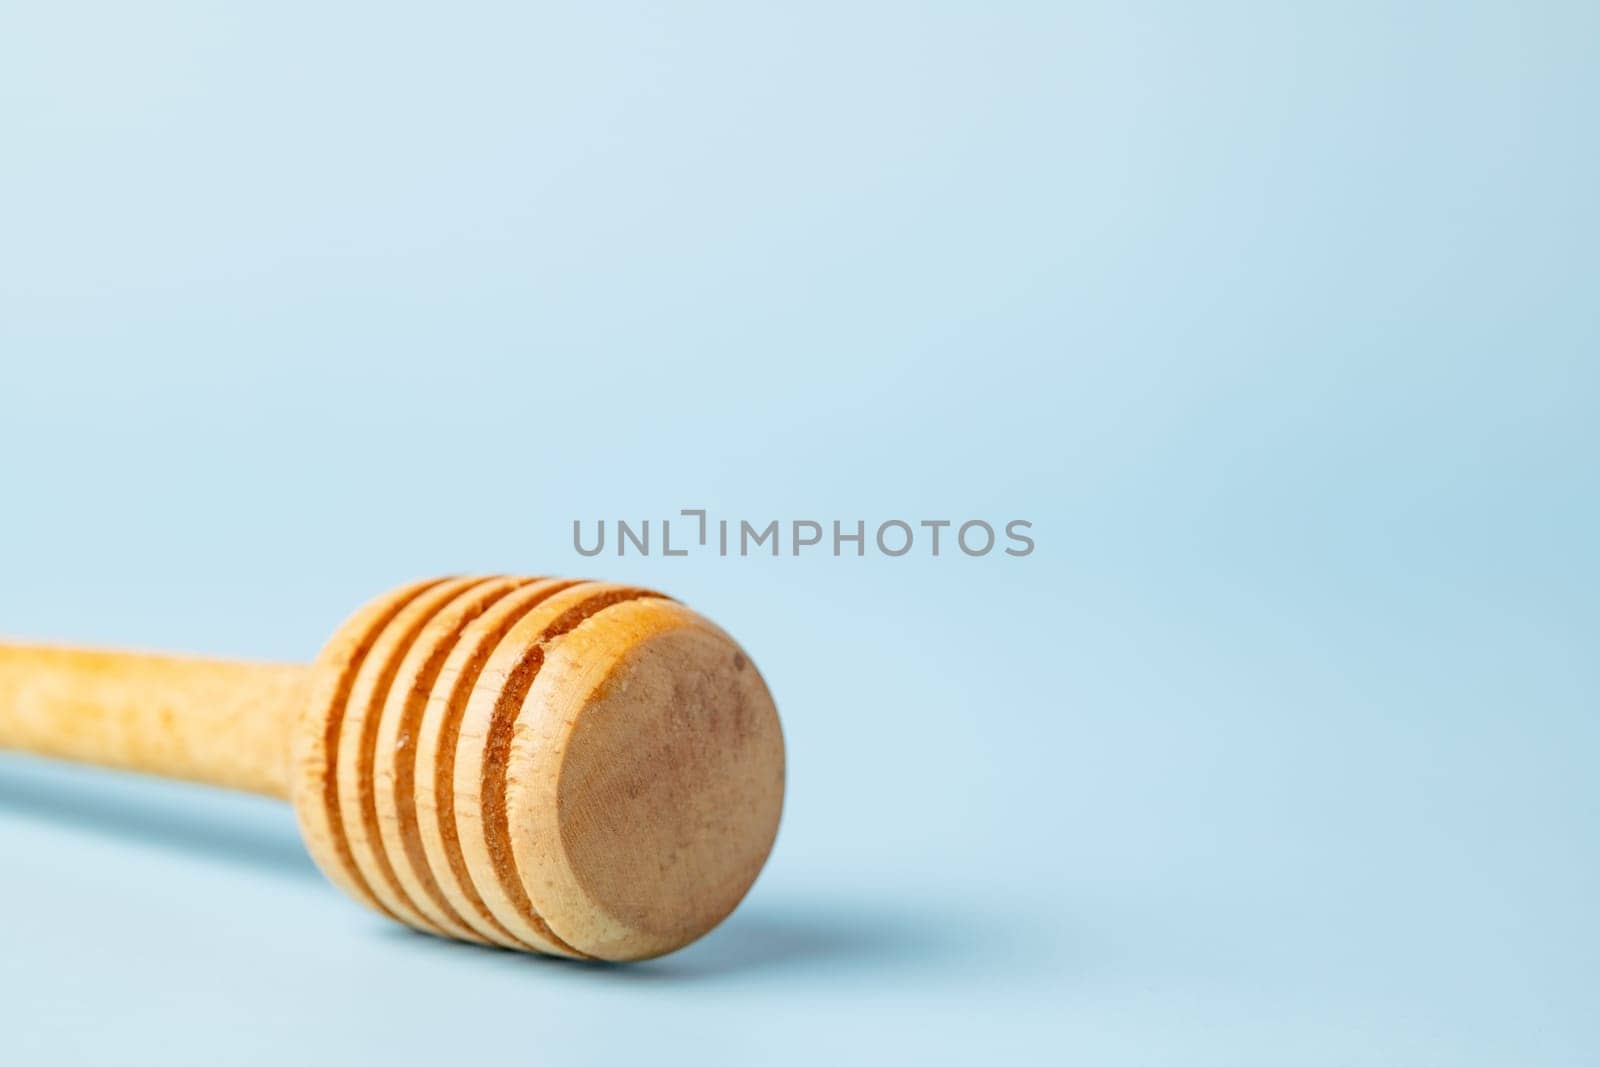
[{"left": 289, "top": 576, "right": 785, "bottom": 961}]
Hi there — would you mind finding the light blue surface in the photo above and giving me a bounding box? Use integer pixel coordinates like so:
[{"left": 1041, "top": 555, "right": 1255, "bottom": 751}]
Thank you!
[{"left": 1, "top": 3, "right": 1595, "bottom": 1064}]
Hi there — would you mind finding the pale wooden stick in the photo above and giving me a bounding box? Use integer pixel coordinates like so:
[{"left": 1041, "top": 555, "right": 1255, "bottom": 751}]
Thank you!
[{"left": 0, "top": 644, "right": 307, "bottom": 797}]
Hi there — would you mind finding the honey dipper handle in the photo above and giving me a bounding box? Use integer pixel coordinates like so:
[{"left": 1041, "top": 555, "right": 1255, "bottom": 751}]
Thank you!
[{"left": 0, "top": 643, "right": 309, "bottom": 798}]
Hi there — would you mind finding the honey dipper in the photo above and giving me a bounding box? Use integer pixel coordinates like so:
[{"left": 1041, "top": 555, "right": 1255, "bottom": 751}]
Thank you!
[{"left": 0, "top": 576, "right": 786, "bottom": 961}]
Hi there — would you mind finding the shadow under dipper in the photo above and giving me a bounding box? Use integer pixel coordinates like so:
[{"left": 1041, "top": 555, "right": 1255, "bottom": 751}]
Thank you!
[
  {"left": 0, "top": 752, "right": 318, "bottom": 880},
  {"left": 0, "top": 753, "right": 1019, "bottom": 984}
]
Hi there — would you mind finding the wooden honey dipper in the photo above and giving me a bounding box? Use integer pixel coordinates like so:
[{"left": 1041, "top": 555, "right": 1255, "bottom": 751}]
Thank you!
[{"left": 0, "top": 576, "right": 785, "bottom": 961}]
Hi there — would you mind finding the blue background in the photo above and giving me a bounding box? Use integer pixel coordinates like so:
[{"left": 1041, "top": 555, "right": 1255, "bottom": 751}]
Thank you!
[{"left": 1, "top": 3, "right": 1595, "bottom": 1063}]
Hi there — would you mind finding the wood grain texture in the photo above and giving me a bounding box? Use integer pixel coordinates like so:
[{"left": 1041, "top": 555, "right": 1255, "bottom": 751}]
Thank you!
[
  {"left": 0, "top": 575, "right": 786, "bottom": 961},
  {"left": 0, "top": 643, "right": 308, "bottom": 797},
  {"left": 513, "top": 596, "right": 786, "bottom": 960}
]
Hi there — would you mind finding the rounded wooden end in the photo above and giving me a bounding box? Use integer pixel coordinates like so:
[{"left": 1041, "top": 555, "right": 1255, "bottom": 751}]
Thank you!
[{"left": 287, "top": 577, "right": 784, "bottom": 961}]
